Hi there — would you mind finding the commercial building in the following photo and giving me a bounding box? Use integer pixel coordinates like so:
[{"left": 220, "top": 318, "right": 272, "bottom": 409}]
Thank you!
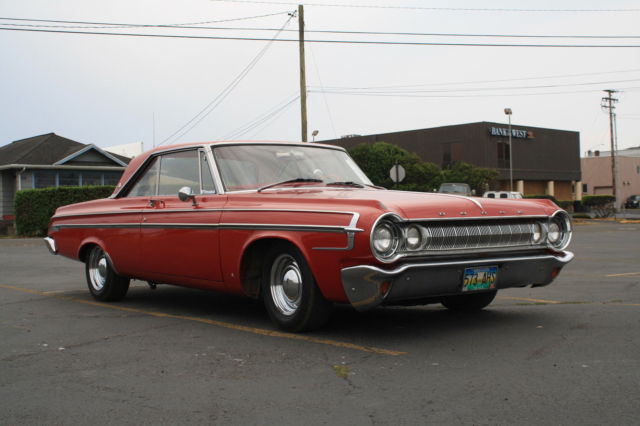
[
  {"left": 323, "top": 122, "right": 581, "bottom": 200},
  {"left": 0, "top": 133, "right": 130, "bottom": 233},
  {"left": 581, "top": 146, "right": 640, "bottom": 208}
]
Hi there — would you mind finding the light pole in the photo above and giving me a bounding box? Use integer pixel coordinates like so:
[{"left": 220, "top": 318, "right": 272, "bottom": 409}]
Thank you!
[{"left": 504, "top": 108, "right": 513, "bottom": 192}]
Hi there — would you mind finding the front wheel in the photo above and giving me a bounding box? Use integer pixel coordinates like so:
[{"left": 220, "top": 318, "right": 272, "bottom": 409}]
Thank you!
[
  {"left": 441, "top": 290, "right": 497, "bottom": 312},
  {"left": 85, "top": 245, "right": 130, "bottom": 301},
  {"left": 261, "top": 243, "right": 332, "bottom": 332}
]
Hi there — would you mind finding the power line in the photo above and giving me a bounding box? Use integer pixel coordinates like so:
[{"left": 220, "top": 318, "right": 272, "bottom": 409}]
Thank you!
[
  {"left": 308, "top": 87, "right": 640, "bottom": 99},
  {"left": 3, "top": 17, "right": 639, "bottom": 39},
  {"left": 210, "top": 1, "right": 640, "bottom": 13},
  {"left": 158, "top": 14, "right": 295, "bottom": 146},
  {"left": 310, "top": 78, "right": 640, "bottom": 95},
  {"left": 316, "top": 68, "right": 640, "bottom": 90},
  {"left": 0, "top": 12, "right": 292, "bottom": 29},
  {"left": 2, "top": 26, "right": 640, "bottom": 48},
  {"left": 223, "top": 94, "right": 299, "bottom": 139}
]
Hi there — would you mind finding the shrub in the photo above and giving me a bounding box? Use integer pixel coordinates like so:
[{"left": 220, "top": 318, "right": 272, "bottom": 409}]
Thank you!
[
  {"left": 582, "top": 195, "right": 615, "bottom": 218},
  {"left": 15, "top": 186, "right": 115, "bottom": 237}
]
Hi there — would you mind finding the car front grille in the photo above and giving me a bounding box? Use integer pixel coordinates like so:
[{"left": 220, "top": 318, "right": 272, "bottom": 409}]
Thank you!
[{"left": 401, "top": 219, "right": 546, "bottom": 254}]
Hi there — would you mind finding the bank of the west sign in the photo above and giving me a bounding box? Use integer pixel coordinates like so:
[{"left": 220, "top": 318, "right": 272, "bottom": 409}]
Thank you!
[{"left": 489, "top": 127, "right": 534, "bottom": 139}]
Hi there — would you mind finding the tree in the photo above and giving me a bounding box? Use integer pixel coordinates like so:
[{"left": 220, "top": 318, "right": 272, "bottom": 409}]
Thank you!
[
  {"left": 348, "top": 142, "right": 440, "bottom": 191},
  {"left": 348, "top": 142, "right": 497, "bottom": 194}
]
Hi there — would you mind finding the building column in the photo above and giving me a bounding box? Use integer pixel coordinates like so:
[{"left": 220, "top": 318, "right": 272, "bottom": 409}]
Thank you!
[
  {"left": 574, "top": 180, "right": 583, "bottom": 201},
  {"left": 516, "top": 180, "right": 524, "bottom": 194},
  {"left": 546, "top": 180, "right": 555, "bottom": 197}
]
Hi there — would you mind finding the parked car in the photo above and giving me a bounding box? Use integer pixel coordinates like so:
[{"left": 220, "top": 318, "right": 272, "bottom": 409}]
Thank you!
[
  {"left": 624, "top": 195, "right": 640, "bottom": 209},
  {"left": 483, "top": 191, "right": 523, "bottom": 199},
  {"left": 438, "top": 182, "right": 473, "bottom": 196},
  {"left": 45, "top": 142, "right": 573, "bottom": 331}
]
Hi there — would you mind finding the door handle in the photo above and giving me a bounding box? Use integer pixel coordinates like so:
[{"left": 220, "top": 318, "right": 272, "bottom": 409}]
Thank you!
[{"left": 148, "top": 200, "right": 165, "bottom": 208}]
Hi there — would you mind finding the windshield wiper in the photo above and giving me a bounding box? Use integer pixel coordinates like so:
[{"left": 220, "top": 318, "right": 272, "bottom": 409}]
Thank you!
[
  {"left": 326, "top": 181, "right": 365, "bottom": 188},
  {"left": 326, "top": 181, "right": 385, "bottom": 189},
  {"left": 257, "top": 178, "right": 323, "bottom": 192}
]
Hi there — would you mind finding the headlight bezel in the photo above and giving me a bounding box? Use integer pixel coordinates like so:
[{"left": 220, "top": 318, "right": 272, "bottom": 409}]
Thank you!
[
  {"left": 370, "top": 213, "right": 402, "bottom": 262},
  {"left": 546, "top": 210, "right": 572, "bottom": 250}
]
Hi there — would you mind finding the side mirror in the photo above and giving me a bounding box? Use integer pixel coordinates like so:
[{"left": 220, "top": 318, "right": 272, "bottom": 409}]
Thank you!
[{"left": 178, "top": 186, "right": 197, "bottom": 206}]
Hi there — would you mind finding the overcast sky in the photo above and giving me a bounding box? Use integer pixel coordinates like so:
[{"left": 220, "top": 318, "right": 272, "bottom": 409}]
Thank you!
[{"left": 1, "top": 0, "right": 639, "bottom": 156}]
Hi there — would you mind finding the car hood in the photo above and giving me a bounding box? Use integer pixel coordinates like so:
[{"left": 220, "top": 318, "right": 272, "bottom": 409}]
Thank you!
[{"left": 242, "top": 187, "right": 560, "bottom": 219}]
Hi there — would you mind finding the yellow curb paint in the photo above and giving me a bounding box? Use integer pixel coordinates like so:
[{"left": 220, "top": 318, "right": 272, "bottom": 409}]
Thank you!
[
  {"left": 497, "top": 296, "right": 563, "bottom": 304},
  {"left": 0, "top": 284, "right": 406, "bottom": 356},
  {"left": 606, "top": 272, "right": 640, "bottom": 277}
]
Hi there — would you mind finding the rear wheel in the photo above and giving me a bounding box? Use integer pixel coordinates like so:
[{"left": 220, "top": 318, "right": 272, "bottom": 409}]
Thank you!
[
  {"left": 85, "top": 245, "right": 130, "bottom": 301},
  {"left": 261, "top": 243, "right": 332, "bottom": 332},
  {"left": 441, "top": 290, "right": 497, "bottom": 312}
]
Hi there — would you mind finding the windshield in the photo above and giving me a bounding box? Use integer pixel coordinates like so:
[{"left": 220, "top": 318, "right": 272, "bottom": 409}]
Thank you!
[
  {"left": 439, "top": 183, "right": 470, "bottom": 194},
  {"left": 212, "top": 144, "right": 373, "bottom": 192}
]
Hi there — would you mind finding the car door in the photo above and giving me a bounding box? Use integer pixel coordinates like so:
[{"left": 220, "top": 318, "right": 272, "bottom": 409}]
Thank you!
[{"left": 137, "top": 148, "right": 226, "bottom": 283}]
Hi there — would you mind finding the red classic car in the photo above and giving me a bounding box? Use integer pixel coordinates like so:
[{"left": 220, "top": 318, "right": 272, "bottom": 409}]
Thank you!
[{"left": 45, "top": 141, "right": 573, "bottom": 331}]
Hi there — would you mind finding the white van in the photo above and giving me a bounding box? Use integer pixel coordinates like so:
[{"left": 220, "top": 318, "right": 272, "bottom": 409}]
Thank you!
[{"left": 483, "top": 191, "right": 523, "bottom": 199}]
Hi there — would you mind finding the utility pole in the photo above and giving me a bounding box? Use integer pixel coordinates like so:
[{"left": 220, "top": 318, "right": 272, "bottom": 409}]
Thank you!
[
  {"left": 298, "top": 4, "right": 308, "bottom": 142},
  {"left": 601, "top": 89, "right": 619, "bottom": 208}
]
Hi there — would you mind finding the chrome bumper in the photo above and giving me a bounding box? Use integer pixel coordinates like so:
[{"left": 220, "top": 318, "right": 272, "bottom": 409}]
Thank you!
[
  {"left": 43, "top": 237, "right": 57, "bottom": 255},
  {"left": 341, "top": 251, "right": 574, "bottom": 311}
]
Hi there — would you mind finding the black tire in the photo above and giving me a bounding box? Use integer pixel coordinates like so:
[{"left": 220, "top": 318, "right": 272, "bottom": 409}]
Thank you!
[
  {"left": 261, "top": 242, "right": 332, "bottom": 332},
  {"left": 441, "top": 290, "right": 497, "bottom": 312},
  {"left": 85, "top": 245, "right": 130, "bottom": 301}
]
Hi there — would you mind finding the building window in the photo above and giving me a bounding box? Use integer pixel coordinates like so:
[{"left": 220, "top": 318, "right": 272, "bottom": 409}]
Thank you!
[
  {"left": 59, "top": 171, "right": 80, "bottom": 186},
  {"left": 34, "top": 171, "right": 57, "bottom": 188},
  {"left": 24, "top": 170, "right": 122, "bottom": 189},
  {"left": 497, "top": 142, "right": 511, "bottom": 169},
  {"left": 103, "top": 172, "right": 122, "bottom": 185},
  {"left": 442, "top": 142, "right": 463, "bottom": 168},
  {"left": 582, "top": 183, "right": 588, "bottom": 193},
  {"left": 83, "top": 171, "right": 103, "bottom": 186}
]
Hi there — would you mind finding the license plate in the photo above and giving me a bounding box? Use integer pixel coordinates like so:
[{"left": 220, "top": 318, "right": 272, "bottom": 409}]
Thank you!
[{"left": 462, "top": 266, "right": 498, "bottom": 292}]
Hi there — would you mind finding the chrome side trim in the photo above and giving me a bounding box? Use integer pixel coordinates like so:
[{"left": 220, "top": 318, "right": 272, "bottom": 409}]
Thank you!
[
  {"left": 52, "top": 208, "right": 359, "bottom": 219},
  {"left": 43, "top": 237, "right": 57, "bottom": 255},
  {"left": 51, "top": 222, "right": 363, "bottom": 234}
]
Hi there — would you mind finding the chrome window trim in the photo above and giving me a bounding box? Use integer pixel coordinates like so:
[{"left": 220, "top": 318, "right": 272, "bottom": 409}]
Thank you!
[{"left": 113, "top": 146, "right": 207, "bottom": 198}]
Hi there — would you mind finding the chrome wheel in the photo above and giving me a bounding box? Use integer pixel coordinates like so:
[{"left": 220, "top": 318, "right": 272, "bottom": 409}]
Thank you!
[
  {"left": 88, "top": 248, "right": 108, "bottom": 292},
  {"left": 269, "top": 254, "right": 303, "bottom": 316},
  {"left": 84, "top": 245, "right": 130, "bottom": 301}
]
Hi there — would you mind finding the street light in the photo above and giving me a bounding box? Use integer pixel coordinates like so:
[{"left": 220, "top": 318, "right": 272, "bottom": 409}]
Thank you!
[
  {"left": 504, "top": 108, "right": 513, "bottom": 192},
  {"left": 312, "top": 130, "right": 319, "bottom": 142}
]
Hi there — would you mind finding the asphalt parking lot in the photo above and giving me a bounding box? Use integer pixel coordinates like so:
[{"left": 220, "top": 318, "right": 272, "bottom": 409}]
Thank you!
[{"left": 1, "top": 221, "right": 639, "bottom": 425}]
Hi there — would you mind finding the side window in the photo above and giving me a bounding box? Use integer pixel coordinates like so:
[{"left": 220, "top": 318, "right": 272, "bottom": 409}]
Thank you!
[
  {"left": 500, "top": 193, "right": 508, "bottom": 198},
  {"left": 157, "top": 150, "right": 199, "bottom": 196},
  {"left": 200, "top": 151, "right": 216, "bottom": 194},
  {"left": 128, "top": 157, "right": 160, "bottom": 197}
]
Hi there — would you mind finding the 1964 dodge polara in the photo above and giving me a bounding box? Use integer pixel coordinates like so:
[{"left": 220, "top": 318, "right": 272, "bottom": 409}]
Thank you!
[{"left": 45, "top": 141, "right": 573, "bottom": 331}]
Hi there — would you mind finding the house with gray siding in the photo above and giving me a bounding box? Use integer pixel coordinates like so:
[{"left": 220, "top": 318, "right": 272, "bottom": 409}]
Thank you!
[{"left": 0, "top": 133, "right": 130, "bottom": 233}]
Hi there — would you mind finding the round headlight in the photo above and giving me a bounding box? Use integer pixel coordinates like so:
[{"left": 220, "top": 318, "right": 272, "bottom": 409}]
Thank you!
[
  {"left": 406, "top": 225, "right": 423, "bottom": 250},
  {"left": 532, "top": 222, "right": 544, "bottom": 244},
  {"left": 548, "top": 221, "right": 561, "bottom": 244},
  {"left": 372, "top": 220, "right": 399, "bottom": 260},
  {"left": 547, "top": 211, "right": 572, "bottom": 250}
]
